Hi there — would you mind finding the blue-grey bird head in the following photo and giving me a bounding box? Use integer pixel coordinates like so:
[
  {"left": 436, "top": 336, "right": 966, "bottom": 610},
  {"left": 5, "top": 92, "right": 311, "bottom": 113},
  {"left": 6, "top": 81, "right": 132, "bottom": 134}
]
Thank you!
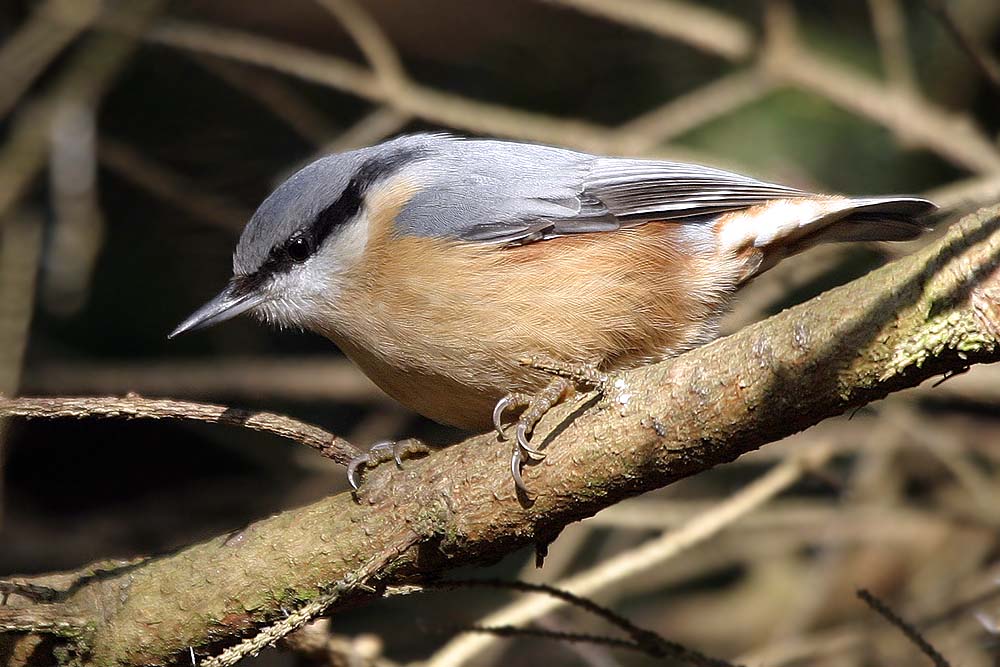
[{"left": 169, "top": 134, "right": 445, "bottom": 338}]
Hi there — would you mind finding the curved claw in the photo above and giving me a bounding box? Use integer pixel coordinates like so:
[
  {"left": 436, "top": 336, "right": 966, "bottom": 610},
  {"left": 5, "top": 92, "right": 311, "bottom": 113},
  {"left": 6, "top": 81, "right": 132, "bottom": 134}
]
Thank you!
[
  {"left": 346, "top": 456, "right": 366, "bottom": 491},
  {"left": 346, "top": 441, "right": 403, "bottom": 490},
  {"left": 493, "top": 396, "right": 514, "bottom": 439},
  {"left": 511, "top": 448, "right": 527, "bottom": 494},
  {"left": 389, "top": 441, "right": 407, "bottom": 467},
  {"left": 516, "top": 422, "right": 546, "bottom": 460}
]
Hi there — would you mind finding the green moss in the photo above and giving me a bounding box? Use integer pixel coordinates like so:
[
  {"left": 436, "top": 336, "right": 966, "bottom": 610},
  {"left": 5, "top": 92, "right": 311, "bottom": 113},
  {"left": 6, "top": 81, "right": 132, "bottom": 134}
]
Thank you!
[
  {"left": 412, "top": 502, "right": 451, "bottom": 539},
  {"left": 880, "top": 309, "right": 996, "bottom": 381}
]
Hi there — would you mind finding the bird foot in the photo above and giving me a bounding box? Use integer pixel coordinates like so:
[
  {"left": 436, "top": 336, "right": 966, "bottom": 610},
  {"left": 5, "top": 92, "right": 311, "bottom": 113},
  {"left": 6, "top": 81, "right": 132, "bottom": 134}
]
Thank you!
[
  {"left": 495, "top": 359, "right": 608, "bottom": 493},
  {"left": 518, "top": 355, "right": 610, "bottom": 388},
  {"left": 346, "top": 438, "right": 429, "bottom": 490}
]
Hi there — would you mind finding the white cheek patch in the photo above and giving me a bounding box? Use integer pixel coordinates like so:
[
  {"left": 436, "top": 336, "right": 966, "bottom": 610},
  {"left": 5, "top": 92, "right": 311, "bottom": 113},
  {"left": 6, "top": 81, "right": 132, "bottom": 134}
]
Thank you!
[
  {"left": 307, "top": 213, "right": 369, "bottom": 286},
  {"left": 252, "top": 215, "right": 370, "bottom": 329}
]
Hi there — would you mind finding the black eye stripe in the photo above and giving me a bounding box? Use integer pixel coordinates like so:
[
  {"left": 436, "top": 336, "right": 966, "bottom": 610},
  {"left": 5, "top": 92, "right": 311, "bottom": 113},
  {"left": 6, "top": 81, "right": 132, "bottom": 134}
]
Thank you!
[
  {"left": 255, "top": 180, "right": 361, "bottom": 275},
  {"left": 311, "top": 176, "right": 364, "bottom": 250},
  {"left": 250, "top": 146, "right": 428, "bottom": 281}
]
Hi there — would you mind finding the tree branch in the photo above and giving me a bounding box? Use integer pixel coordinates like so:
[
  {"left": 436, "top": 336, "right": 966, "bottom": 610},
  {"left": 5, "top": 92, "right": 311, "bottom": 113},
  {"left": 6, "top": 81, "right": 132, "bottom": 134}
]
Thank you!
[
  {"left": 0, "top": 395, "right": 360, "bottom": 465},
  {"left": 2, "top": 204, "right": 999, "bottom": 666},
  {"left": 546, "top": 0, "right": 754, "bottom": 61}
]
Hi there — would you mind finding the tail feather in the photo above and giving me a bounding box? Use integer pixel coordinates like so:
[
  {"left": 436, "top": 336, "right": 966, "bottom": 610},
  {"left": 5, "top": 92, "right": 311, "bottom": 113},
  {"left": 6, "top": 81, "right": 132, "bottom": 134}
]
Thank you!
[
  {"left": 716, "top": 194, "right": 936, "bottom": 283},
  {"left": 804, "top": 196, "right": 934, "bottom": 244},
  {"left": 809, "top": 214, "right": 923, "bottom": 243}
]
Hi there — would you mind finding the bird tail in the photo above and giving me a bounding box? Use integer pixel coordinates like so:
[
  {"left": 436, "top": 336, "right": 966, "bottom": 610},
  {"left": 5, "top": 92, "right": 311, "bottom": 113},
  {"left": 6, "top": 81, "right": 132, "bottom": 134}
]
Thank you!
[{"left": 715, "top": 195, "right": 937, "bottom": 283}]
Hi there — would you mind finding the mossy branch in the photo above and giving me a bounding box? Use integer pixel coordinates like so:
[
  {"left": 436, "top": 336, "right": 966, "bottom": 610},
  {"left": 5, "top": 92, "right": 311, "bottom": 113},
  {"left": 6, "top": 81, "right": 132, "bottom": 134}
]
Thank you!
[{"left": 2, "top": 205, "right": 999, "bottom": 667}]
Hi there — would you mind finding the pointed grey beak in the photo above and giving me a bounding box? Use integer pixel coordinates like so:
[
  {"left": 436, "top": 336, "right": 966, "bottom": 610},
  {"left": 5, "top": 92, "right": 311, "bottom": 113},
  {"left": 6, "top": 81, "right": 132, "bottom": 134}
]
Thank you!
[{"left": 169, "top": 281, "right": 265, "bottom": 339}]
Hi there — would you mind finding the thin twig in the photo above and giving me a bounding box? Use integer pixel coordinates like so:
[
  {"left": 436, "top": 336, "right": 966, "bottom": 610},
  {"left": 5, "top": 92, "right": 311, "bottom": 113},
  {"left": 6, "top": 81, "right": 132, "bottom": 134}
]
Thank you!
[
  {"left": 433, "top": 579, "right": 647, "bottom": 639},
  {"left": 926, "top": 174, "right": 1000, "bottom": 214},
  {"left": 921, "top": 581, "right": 1000, "bottom": 629},
  {"left": 0, "top": 0, "right": 101, "bottom": 120},
  {"left": 280, "top": 620, "right": 398, "bottom": 667},
  {"left": 612, "top": 69, "right": 776, "bottom": 153},
  {"left": 0, "top": 395, "right": 360, "bottom": 465},
  {"left": 869, "top": 0, "right": 918, "bottom": 98},
  {"left": 0, "top": 607, "right": 88, "bottom": 635},
  {"left": 857, "top": 589, "right": 951, "bottom": 667},
  {"left": 555, "top": 0, "right": 1000, "bottom": 174},
  {"left": 758, "top": 1, "right": 1000, "bottom": 175},
  {"left": 201, "top": 534, "right": 417, "bottom": 667},
  {"left": 320, "top": 107, "right": 411, "bottom": 155},
  {"left": 926, "top": 0, "right": 1000, "bottom": 90},
  {"left": 313, "top": 0, "right": 407, "bottom": 92},
  {"left": 546, "top": 0, "right": 754, "bottom": 61},
  {"left": 98, "top": 137, "right": 251, "bottom": 231},
  {"left": 132, "top": 18, "right": 726, "bottom": 165},
  {"left": 137, "top": 19, "right": 613, "bottom": 152},
  {"left": 432, "top": 579, "right": 740, "bottom": 667},
  {"left": 588, "top": 498, "right": 956, "bottom": 538},
  {"left": 868, "top": 0, "right": 920, "bottom": 147},
  {"left": 735, "top": 626, "right": 864, "bottom": 667},
  {"left": 44, "top": 99, "right": 103, "bottom": 317},
  {"left": 771, "top": 45, "right": 1000, "bottom": 174},
  {"left": 0, "top": 0, "right": 166, "bottom": 225},
  {"left": 191, "top": 56, "right": 337, "bottom": 145},
  {"left": 534, "top": 615, "right": 626, "bottom": 667},
  {"left": 463, "top": 625, "right": 640, "bottom": 653}
]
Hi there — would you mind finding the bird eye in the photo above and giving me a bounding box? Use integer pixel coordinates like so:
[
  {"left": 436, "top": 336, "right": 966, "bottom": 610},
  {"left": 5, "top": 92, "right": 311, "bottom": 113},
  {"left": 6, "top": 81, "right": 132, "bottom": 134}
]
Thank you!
[{"left": 285, "top": 235, "right": 311, "bottom": 262}]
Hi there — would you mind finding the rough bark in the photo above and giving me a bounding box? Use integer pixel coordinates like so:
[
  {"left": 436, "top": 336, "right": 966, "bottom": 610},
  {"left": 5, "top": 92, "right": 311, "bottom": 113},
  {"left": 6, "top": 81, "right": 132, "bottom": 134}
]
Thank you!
[{"left": 3, "top": 205, "right": 999, "bottom": 667}]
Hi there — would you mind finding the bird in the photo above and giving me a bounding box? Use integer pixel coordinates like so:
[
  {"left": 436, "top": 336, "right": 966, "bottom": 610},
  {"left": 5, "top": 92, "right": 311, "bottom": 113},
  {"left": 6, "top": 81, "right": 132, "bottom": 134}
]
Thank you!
[{"left": 170, "top": 133, "right": 936, "bottom": 492}]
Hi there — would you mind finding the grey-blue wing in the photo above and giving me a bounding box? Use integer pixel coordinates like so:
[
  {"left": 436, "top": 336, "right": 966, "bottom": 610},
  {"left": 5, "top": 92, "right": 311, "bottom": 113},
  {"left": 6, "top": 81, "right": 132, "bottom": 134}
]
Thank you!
[
  {"left": 451, "top": 154, "right": 808, "bottom": 245},
  {"left": 392, "top": 137, "right": 809, "bottom": 246},
  {"left": 584, "top": 158, "right": 805, "bottom": 221}
]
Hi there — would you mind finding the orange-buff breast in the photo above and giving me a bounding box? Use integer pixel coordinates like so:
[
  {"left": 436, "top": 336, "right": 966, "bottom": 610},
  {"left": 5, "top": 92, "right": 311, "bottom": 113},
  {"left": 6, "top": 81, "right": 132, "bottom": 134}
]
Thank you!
[{"left": 320, "top": 222, "right": 747, "bottom": 430}]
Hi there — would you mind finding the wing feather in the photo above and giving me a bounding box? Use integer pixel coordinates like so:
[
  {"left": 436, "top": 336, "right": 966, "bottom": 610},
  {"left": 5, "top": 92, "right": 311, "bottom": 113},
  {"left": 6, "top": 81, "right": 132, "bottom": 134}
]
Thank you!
[
  {"left": 392, "top": 137, "right": 808, "bottom": 245},
  {"left": 389, "top": 136, "right": 931, "bottom": 255},
  {"left": 454, "top": 154, "right": 808, "bottom": 244},
  {"left": 585, "top": 158, "right": 805, "bottom": 222}
]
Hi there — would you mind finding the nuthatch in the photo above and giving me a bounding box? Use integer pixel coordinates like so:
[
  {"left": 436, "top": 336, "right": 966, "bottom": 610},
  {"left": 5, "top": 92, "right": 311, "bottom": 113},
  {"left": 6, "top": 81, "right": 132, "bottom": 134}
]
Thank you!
[{"left": 170, "top": 133, "right": 935, "bottom": 491}]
